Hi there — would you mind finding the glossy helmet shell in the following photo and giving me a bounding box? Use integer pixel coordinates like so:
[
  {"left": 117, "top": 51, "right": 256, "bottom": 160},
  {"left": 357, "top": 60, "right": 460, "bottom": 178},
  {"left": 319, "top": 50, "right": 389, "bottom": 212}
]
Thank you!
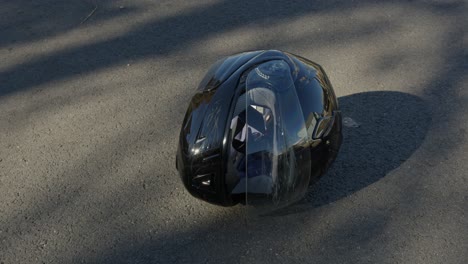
[{"left": 176, "top": 50, "right": 342, "bottom": 206}]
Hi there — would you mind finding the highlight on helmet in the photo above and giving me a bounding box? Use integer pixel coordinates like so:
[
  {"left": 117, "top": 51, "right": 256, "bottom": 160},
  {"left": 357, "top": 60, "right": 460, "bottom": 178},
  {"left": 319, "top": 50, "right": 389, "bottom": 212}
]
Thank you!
[{"left": 176, "top": 50, "right": 342, "bottom": 208}]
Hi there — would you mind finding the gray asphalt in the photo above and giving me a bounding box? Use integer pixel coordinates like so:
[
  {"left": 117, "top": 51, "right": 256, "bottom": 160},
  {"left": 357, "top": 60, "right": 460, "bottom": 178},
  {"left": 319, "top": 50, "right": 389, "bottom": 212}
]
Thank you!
[{"left": 0, "top": 0, "right": 467, "bottom": 263}]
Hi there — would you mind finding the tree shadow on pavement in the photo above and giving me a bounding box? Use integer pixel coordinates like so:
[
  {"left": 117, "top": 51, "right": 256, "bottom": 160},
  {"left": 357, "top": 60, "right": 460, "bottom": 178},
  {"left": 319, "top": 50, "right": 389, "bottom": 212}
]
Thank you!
[
  {"left": 1, "top": 0, "right": 466, "bottom": 263},
  {"left": 0, "top": 0, "right": 137, "bottom": 48},
  {"left": 0, "top": 0, "right": 369, "bottom": 97}
]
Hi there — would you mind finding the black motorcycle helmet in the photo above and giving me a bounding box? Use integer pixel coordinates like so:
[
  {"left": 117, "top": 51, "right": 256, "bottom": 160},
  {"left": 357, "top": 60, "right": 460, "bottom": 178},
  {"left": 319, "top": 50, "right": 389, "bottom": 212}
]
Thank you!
[{"left": 176, "top": 50, "right": 342, "bottom": 207}]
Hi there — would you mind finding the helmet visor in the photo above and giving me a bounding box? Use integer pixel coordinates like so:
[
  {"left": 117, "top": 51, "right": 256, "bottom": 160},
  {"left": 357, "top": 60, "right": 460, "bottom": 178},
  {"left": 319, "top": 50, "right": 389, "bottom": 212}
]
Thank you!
[{"left": 229, "top": 60, "right": 311, "bottom": 209}]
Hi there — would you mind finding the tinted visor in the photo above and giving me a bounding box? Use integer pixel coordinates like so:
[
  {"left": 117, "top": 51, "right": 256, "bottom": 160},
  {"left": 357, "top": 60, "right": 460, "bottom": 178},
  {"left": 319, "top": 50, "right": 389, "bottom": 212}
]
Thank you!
[{"left": 228, "top": 60, "right": 311, "bottom": 208}]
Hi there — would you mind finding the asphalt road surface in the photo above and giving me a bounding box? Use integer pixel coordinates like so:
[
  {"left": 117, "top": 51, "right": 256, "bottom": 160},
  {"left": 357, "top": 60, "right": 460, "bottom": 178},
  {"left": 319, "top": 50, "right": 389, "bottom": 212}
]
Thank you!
[{"left": 1, "top": 0, "right": 467, "bottom": 263}]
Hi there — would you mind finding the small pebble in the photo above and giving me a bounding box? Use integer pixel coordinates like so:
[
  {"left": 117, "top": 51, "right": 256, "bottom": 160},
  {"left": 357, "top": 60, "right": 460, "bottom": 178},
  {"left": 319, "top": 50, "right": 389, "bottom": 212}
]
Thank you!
[{"left": 343, "top": 117, "right": 360, "bottom": 128}]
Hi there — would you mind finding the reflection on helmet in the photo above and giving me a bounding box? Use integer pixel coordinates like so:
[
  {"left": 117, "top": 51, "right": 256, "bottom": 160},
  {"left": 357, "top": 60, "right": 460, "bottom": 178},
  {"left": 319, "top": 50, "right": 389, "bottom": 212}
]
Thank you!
[
  {"left": 229, "top": 104, "right": 274, "bottom": 195},
  {"left": 176, "top": 50, "right": 342, "bottom": 208},
  {"left": 228, "top": 60, "right": 310, "bottom": 206}
]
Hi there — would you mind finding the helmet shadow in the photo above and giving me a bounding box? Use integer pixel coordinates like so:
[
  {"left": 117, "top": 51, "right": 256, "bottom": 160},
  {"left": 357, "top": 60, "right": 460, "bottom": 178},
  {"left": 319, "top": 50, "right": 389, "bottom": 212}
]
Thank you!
[{"left": 264, "top": 91, "right": 431, "bottom": 216}]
